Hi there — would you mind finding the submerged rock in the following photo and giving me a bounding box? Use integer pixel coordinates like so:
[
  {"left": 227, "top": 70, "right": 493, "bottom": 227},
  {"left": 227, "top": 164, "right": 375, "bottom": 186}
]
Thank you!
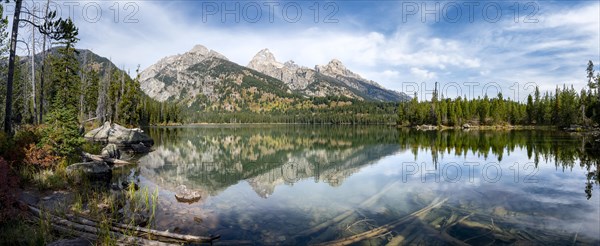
[
  {"left": 174, "top": 185, "right": 202, "bottom": 204},
  {"left": 85, "top": 122, "right": 154, "bottom": 152}
]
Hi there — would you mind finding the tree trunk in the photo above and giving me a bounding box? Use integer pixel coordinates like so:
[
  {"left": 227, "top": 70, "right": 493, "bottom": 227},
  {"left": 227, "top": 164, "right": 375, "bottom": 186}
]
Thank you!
[
  {"left": 39, "top": 0, "right": 50, "bottom": 123},
  {"left": 80, "top": 52, "right": 87, "bottom": 120},
  {"left": 31, "top": 12, "right": 37, "bottom": 124},
  {"left": 4, "top": 0, "right": 23, "bottom": 134}
]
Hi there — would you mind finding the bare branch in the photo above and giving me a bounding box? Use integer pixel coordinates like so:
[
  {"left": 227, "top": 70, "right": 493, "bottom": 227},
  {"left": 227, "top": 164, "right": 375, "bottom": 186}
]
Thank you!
[
  {"left": 16, "top": 39, "right": 30, "bottom": 54},
  {"left": 18, "top": 18, "right": 41, "bottom": 29},
  {"left": 20, "top": 9, "right": 46, "bottom": 20}
]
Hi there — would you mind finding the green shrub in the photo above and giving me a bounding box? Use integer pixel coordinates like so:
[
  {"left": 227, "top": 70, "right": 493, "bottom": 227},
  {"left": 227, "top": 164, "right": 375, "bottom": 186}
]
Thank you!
[
  {"left": 81, "top": 141, "right": 103, "bottom": 155},
  {"left": 41, "top": 107, "right": 85, "bottom": 160}
]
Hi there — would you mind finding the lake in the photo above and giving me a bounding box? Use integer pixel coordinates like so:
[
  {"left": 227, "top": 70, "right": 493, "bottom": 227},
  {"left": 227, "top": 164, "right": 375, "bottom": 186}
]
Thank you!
[{"left": 133, "top": 125, "right": 600, "bottom": 245}]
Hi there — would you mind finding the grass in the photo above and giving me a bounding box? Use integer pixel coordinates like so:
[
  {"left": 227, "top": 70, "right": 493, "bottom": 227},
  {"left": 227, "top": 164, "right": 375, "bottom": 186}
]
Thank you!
[
  {"left": 6, "top": 161, "right": 161, "bottom": 245},
  {"left": 0, "top": 219, "right": 47, "bottom": 245},
  {"left": 18, "top": 159, "right": 71, "bottom": 191}
]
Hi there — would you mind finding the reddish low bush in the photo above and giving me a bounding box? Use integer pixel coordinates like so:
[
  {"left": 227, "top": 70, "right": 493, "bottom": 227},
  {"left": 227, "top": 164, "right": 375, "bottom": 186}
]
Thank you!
[
  {"left": 0, "top": 126, "right": 42, "bottom": 165},
  {"left": 0, "top": 157, "right": 19, "bottom": 224},
  {"left": 23, "top": 144, "right": 62, "bottom": 169}
]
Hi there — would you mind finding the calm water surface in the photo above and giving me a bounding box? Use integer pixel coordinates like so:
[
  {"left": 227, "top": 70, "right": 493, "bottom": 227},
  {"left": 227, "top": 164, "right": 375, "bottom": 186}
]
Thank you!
[{"left": 134, "top": 125, "right": 600, "bottom": 245}]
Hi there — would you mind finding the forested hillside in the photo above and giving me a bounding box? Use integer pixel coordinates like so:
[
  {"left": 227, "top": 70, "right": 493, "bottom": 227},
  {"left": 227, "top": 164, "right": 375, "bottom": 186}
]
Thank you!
[
  {"left": 398, "top": 68, "right": 600, "bottom": 128},
  {"left": 0, "top": 47, "right": 180, "bottom": 129}
]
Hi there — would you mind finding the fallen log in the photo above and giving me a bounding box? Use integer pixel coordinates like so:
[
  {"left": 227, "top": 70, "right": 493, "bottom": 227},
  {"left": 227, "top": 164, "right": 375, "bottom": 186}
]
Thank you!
[
  {"left": 413, "top": 214, "right": 470, "bottom": 246},
  {"left": 50, "top": 222, "right": 178, "bottom": 246},
  {"left": 385, "top": 221, "right": 421, "bottom": 246},
  {"left": 82, "top": 152, "right": 130, "bottom": 166},
  {"left": 300, "top": 180, "right": 401, "bottom": 236},
  {"left": 314, "top": 197, "right": 448, "bottom": 246},
  {"left": 65, "top": 213, "right": 220, "bottom": 243},
  {"left": 28, "top": 205, "right": 219, "bottom": 244},
  {"left": 29, "top": 206, "right": 176, "bottom": 245}
]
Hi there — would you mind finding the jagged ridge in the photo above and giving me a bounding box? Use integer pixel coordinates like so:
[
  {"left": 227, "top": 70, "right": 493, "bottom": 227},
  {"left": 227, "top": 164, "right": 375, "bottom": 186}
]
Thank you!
[{"left": 138, "top": 45, "right": 409, "bottom": 113}]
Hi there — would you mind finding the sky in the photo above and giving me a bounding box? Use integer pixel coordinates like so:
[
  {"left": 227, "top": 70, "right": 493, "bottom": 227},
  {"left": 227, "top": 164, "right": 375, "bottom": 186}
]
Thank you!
[{"left": 9, "top": 0, "right": 600, "bottom": 100}]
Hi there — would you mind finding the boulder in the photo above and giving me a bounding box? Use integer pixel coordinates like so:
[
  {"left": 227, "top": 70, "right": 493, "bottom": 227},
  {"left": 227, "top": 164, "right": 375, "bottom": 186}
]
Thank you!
[
  {"left": 131, "top": 142, "right": 151, "bottom": 153},
  {"left": 66, "top": 161, "right": 112, "bottom": 181},
  {"left": 85, "top": 122, "right": 154, "bottom": 152},
  {"left": 462, "top": 123, "right": 471, "bottom": 129},
  {"left": 174, "top": 185, "right": 202, "bottom": 204},
  {"left": 101, "top": 143, "right": 121, "bottom": 159}
]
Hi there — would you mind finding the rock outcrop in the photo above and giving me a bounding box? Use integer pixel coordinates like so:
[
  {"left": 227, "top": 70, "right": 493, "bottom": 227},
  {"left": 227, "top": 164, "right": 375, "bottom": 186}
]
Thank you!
[{"left": 84, "top": 122, "right": 154, "bottom": 151}]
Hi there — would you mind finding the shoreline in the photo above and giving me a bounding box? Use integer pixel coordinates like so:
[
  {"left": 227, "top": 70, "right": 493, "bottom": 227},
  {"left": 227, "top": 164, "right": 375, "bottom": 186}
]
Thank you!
[{"left": 146, "top": 122, "right": 598, "bottom": 132}]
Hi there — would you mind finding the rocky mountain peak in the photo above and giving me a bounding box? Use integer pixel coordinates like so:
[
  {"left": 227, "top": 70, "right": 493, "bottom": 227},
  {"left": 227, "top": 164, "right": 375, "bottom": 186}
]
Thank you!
[
  {"left": 248, "top": 48, "right": 283, "bottom": 69},
  {"left": 189, "top": 44, "right": 209, "bottom": 55},
  {"left": 139, "top": 44, "right": 408, "bottom": 104},
  {"left": 187, "top": 44, "right": 228, "bottom": 60},
  {"left": 255, "top": 48, "right": 276, "bottom": 61},
  {"left": 139, "top": 44, "right": 230, "bottom": 101},
  {"left": 247, "top": 49, "right": 314, "bottom": 90},
  {"left": 328, "top": 59, "right": 346, "bottom": 70},
  {"left": 316, "top": 59, "right": 362, "bottom": 81}
]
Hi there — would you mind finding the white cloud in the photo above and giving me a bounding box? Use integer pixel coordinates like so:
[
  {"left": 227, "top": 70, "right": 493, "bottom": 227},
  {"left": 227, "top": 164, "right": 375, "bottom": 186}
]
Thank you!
[
  {"left": 39, "top": 0, "right": 597, "bottom": 99},
  {"left": 410, "top": 67, "right": 437, "bottom": 79}
]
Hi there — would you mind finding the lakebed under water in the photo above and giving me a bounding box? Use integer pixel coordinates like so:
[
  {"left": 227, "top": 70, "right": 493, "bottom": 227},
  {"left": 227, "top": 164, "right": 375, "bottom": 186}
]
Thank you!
[{"left": 127, "top": 125, "right": 600, "bottom": 245}]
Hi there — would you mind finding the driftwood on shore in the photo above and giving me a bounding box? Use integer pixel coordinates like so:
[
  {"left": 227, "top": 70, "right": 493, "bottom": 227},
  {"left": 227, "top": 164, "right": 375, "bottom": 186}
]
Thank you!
[
  {"left": 82, "top": 152, "right": 130, "bottom": 166},
  {"left": 28, "top": 205, "right": 220, "bottom": 245}
]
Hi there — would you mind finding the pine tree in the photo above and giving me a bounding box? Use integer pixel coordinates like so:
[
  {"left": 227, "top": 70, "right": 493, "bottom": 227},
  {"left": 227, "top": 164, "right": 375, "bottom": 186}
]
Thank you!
[
  {"left": 526, "top": 94, "right": 534, "bottom": 124},
  {"left": 533, "top": 86, "right": 541, "bottom": 124},
  {"left": 397, "top": 102, "right": 406, "bottom": 125},
  {"left": 47, "top": 46, "right": 81, "bottom": 111},
  {"left": 479, "top": 95, "right": 490, "bottom": 125},
  {"left": 41, "top": 20, "right": 83, "bottom": 160},
  {"left": 587, "top": 60, "right": 596, "bottom": 89},
  {"left": 118, "top": 72, "right": 142, "bottom": 126},
  {"left": 83, "top": 69, "right": 99, "bottom": 119},
  {"left": 552, "top": 87, "right": 561, "bottom": 124},
  {"left": 11, "top": 57, "right": 29, "bottom": 125}
]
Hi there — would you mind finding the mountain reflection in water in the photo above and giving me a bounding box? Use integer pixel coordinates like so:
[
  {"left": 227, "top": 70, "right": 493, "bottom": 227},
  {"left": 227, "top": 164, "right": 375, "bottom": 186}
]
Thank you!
[{"left": 136, "top": 125, "right": 600, "bottom": 245}]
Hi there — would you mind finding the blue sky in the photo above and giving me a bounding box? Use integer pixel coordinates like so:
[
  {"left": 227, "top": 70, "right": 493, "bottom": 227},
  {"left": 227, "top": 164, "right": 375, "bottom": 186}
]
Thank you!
[{"left": 13, "top": 0, "right": 600, "bottom": 100}]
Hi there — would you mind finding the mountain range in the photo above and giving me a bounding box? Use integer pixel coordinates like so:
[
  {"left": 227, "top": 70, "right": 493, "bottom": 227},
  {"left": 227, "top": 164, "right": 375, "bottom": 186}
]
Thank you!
[
  {"left": 138, "top": 45, "right": 408, "bottom": 111},
  {"left": 19, "top": 45, "right": 407, "bottom": 121}
]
